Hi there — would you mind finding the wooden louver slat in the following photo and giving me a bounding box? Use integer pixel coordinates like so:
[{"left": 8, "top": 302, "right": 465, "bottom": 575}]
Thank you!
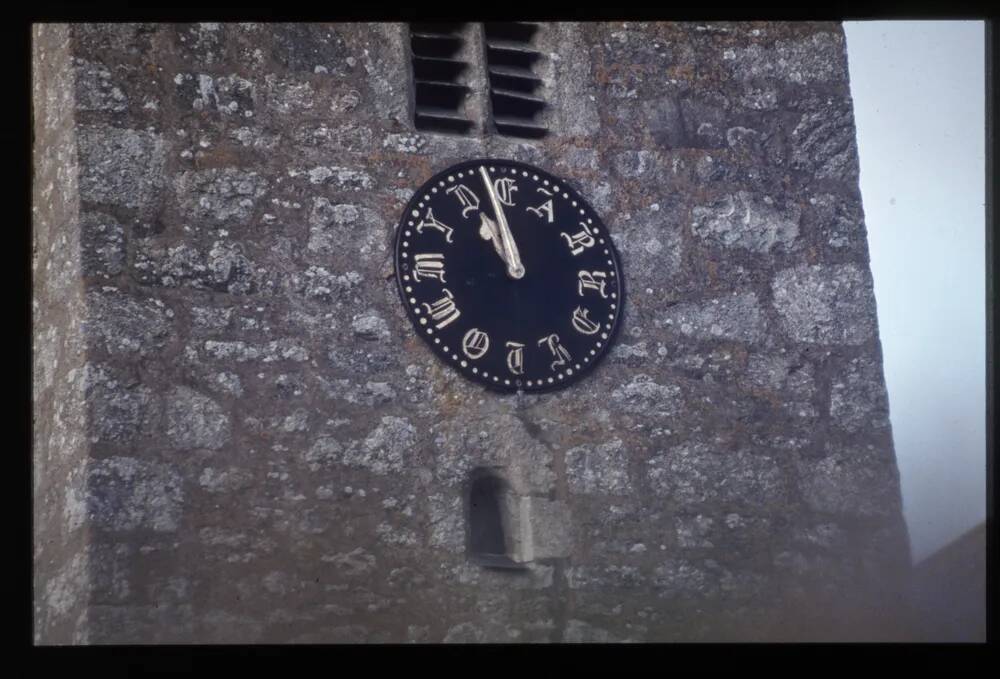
[
  {"left": 484, "top": 22, "right": 548, "bottom": 139},
  {"left": 409, "top": 23, "right": 473, "bottom": 134}
]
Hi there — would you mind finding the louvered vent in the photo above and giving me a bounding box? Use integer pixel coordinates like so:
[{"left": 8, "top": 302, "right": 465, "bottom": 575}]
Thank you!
[
  {"left": 409, "top": 23, "right": 474, "bottom": 134},
  {"left": 484, "top": 22, "right": 547, "bottom": 139}
]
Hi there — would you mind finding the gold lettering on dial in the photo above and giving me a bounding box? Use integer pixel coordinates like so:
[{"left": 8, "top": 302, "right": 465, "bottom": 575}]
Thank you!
[
  {"left": 538, "top": 333, "right": 571, "bottom": 371},
  {"left": 446, "top": 184, "right": 480, "bottom": 218},
  {"left": 526, "top": 187, "right": 555, "bottom": 223},
  {"left": 578, "top": 270, "right": 609, "bottom": 298},
  {"left": 412, "top": 253, "right": 447, "bottom": 283},
  {"left": 505, "top": 341, "right": 525, "bottom": 375},
  {"left": 462, "top": 328, "right": 490, "bottom": 360},
  {"left": 561, "top": 222, "right": 596, "bottom": 255},
  {"left": 422, "top": 289, "right": 460, "bottom": 329},
  {"left": 415, "top": 207, "right": 454, "bottom": 243},
  {"left": 571, "top": 306, "right": 601, "bottom": 335},
  {"left": 494, "top": 177, "right": 518, "bottom": 206}
]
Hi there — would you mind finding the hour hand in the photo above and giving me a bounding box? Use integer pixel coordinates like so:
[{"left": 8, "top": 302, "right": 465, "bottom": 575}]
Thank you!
[
  {"left": 478, "top": 212, "right": 507, "bottom": 262},
  {"left": 478, "top": 166, "right": 525, "bottom": 279}
]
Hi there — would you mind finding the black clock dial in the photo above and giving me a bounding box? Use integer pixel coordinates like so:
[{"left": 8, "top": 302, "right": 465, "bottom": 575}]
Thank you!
[{"left": 394, "top": 158, "right": 625, "bottom": 394}]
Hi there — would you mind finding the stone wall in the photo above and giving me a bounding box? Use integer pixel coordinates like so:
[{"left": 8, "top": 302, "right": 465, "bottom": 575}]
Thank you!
[
  {"left": 32, "top": 21, "right": 911, "bottom": 643},
  {"left": 33, "top": 23, "right": 92, "bottom": 644}
]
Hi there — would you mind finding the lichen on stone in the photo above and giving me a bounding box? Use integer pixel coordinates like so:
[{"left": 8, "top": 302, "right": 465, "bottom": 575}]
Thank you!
[
  {"left": 658, "top": 292, "right": 767, "bottom": 344},
  {"left": 165, "top": 385, "right": 230, "bottom": 451},
  {"left": 77, "top": 124, "right": 165, "bottom": 211},
  {"left": 565, "top": 439, "right": 631, "bottom": 495},
  {"left": 772, "top": 264, "right": 876, "bottom": 345},
  {"left": 86, "top": 456, "right": 184, "bottom": 532},
  {"left": 691, "top": 191, "right": 800, "bottom": 253}
]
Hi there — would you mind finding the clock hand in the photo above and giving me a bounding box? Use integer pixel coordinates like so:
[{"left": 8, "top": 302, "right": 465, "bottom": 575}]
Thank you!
[
  {"left": 478, "top": 166, "right": 525, "bottom": 280},
  {"left": 478, "top": 212, "right": 507, "bottom": 261}
]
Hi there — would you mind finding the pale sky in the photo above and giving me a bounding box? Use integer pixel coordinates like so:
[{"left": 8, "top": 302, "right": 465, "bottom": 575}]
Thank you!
[{"left": 844, "top": 21, "right": 986, "bottom": 562}]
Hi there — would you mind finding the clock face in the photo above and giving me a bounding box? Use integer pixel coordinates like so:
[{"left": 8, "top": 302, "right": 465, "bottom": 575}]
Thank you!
[{"left": 394, "top": 158, "right": 625, "bottom": 394}]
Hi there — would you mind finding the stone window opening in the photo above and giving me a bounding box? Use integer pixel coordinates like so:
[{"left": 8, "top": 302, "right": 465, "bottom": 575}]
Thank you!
[
  {"left": 482, "top": 22, "right": 548, "bottom": 139},
  {"left": 465, "top": 468, "right": 529, "bottom": 570},
  {"left": 408, "top": 22, "right": 475, "bottom": 135},
  {"left": 407, "top": 21, "right": 549, "bottom": 139}
]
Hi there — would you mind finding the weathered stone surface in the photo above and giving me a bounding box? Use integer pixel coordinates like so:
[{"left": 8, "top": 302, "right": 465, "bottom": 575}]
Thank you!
[
  {"left": 133, "top": 239, "right": 259, "bottom": 294},
  {"left": 772, "top": 264, "right": 877, "bottom": 345},
  {"left": 652, "top": 559, "right": 719, "bottom": 599},
  {"left": 428, "top": 492, "right": 464, "bottom": 551},
  {"left": 33, "top": 23, "right": 112, "bottom": 644},
  {"left": 563, "top": 619, "right": 620, "bottom": 643},
  {"left": 567, "top": 565, "right": 644, "bottom": 590},
  {"left": 680, "top": 95, "right": 728, "bottom": 148},
  {"left": 304, "top": 436, "right": 343, "bottom": 472},
  {"left": 529, "top": 498, "right": 573, "bottom": 559},
  {"left": 210, "top": 372, "right": 243, "bottom": 397},
  {"left": 551, "top": 23, "right": 601, "bottom": 137},
  {"left": 80, "top": 212, "right": 126, "bottom": 278},
  {"left": 796, "top": 443, "right": 901, "bottom": 518},
  {"left": 793, "top": 521, "right": 848, "bottom": 552},
  {"left": 691, "top": 191, "right": 800, "bottom": 253},
  {"left": 173, "top": 72, "right": 255, "bottom": 115},
  {"left": 307, "top": 199, "right": 385, "bottom": 262},
  {"left": 806, "top": 193, "right": 866, "bottom": 250},
  {"left": 86, "top": 457, "right": 184, "bottom": 532},
  {"left": 726, "top": 31, "right": 847, "bottom": 85},
  {"left": 190, "top": 306, "right": 234, "bottom": 332},
  {"left": 198, "top": 467, "right": 253, "bottom": 493},
  {"left": 87, "top": 604, "right": 195, "bottom": 644},
  {"left": 565, "top": 439, "right": 630, "bottom": 495},
  {"left": 42, "top": 552, "right": 89, "bottom": 624},
  {"left": 745, "top": 353, "right": 804, "bottom": 392},
  {"left": 658, "top": 292, "right": 767, "bottom": 344},
  {"left": 610, "top": 374, "right": 682, "bottom": 418},
  {"left": 88, "top": 542, "right": 133, "bottom": 604},
  {"left": 289, "top": 164, "right": 374, "bottom": 191},
  {"left": 648, "top": 443, "right": 787, "bottom": 509},
  {"left": 321, "top": 547, "right": 377, "bottom": 575},
  {"left": 84, "top": 288, "right": 172, "bottom": 357},
  {"left": 383, "top": 133, "right": 428, "bottom": 154},
  {"left": 676, "top": 514, "right": 716, "bottom": 548},
  {"left": 791, "top": 98, "right": 860, "bottom": 181},
  {"left": 339, "top": 416, "right": 417, "bottom": 475},
  {"left": 77, "top": 125, "right": 166, "bottom": 211},
  {"left": 431, "top": 409, "right": 556, "bottom": 495},
  {"left": 443, "top": 622, "right": 485, "bottom": 643},
  {"left": 165, "top": 386, "right": 230, "bottom": 451},
  {"left": 34, "top": 21, "right": 908, "bottom": 644},
  {"left": 80, "top": 363, "right": 153, "bottom": 444},
  {"left": 270, "top": 23, "right": 352, "bottom": 74},
  {"left": 173, "top": 168, "right": 269, "bottom": 224},
  {"left": 73, "top": 58, "right": 128, "bottom": 112},
  {"left": 829, "top": 355, "right": 891, "bottom": 433},
  {"left": 744, "top": 352, "right": 818, "bottom": 421},
  {"left": 171, "top": 23, "right": 228, "bottom": 67},
  {"left": 319, "top": 378, "right": 397, "bottom": 406},
  {"left": 721, "top": 514, "right": 774, "bottom": 556},
  {"left": 642, "top": 96, "right": 685, "bottom": 148},
  {"left": 350, "top": 310, "right": 390, "bottom": 341},
  {"left": 201, "top": 610, "right": 264, "bottom": 644},
  {"left": 614, "top": 204, "right": 684, "bottom": 287},
  {"left": 200, "top": 338, "right": 309, "bottom": 363},
  {"left": 611, "top": 149, "right": 655, "bottom": 178}
]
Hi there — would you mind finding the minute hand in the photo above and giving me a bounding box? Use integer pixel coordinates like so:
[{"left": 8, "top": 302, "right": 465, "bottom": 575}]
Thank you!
[{"left": 478, "top": 166, "right": 525, "bottom": 280}]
